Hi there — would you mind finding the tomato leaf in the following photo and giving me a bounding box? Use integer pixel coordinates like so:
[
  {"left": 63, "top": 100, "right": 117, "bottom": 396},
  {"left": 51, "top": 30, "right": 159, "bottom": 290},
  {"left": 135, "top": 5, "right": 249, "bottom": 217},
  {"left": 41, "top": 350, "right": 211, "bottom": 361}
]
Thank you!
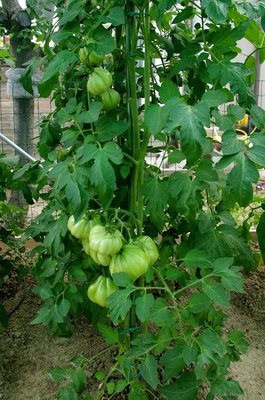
[
  {"left": 160, "top": 340, "right": 186, "bottom": 380},
  {"left": 31, "top": 304, "right": 53, "bottom": 325},
  {"left": 144, "top": 104, "right": 169, "bottom": 135},
  {"left": 89, "top": 151, "right": 116, "bottom": 202},
  {"left": 135, "top": 294, "right": 155, "bottom": 322},
  {"left": 150, "top": 298, "right": 176, "bottom": 327},
  {"left": 77, "top": 102, "right": 103, "bottom": 124},
  {"left": 103, "top": 142, "right": 123, "bottom": 165},
  {"left": 39, "top": 50, "right": 78, "bottom": 96},
  {"left": 70, "top": 366, "right": 87, "bottom": 394},
  {"left": 223, "top": 155, "right": 259, "bottom": 207},
  {"left": 112, "top": 272, "right": 133, "bottom": 287},
  {"left": 92, "top": 27, "right": 116, "bottom": 55},
  {"left": 97, "top": 323, "right": 119, "bottom": 345},
  {"left": 140, "top": 355, "right": 159, "bottom": 390},
  {"left": 188, "top": 293, "right": 212, "bottom": 314},
  {"left": 166, "top": 100, "right": 210, "bottom": 162},
  {"left": 201, "top": 0, "right": 231, "bottom": 23},
  {"left": 168, "top": 172, "right": 200, "bottom": 217},
  {"left": 58, "top": 384, "right": 78, "bottom": 400},
  {"left": 202, "top": 281, "right": 230, "bottom": 308},
  {"left": 182, "top": 343, "right": 198, "bottom": 365},
  {"left": 95, "top": 116, "right": 129, "bottom": 142},
  {"left": 107, "top": 287, "right": 135, "bottom": 325},
  {"left": 143, "top": 176, "right": 168, "bottom": 231},
  {"left": 211, "top": 379, "right": 243, "bottom": 396},
  {"left": 103, "top": 6, "right": 125, "bottom": 26},
  {"left": 250, "top": 104, "right": 265, "bottom": 128},
  {"left": 182, "top": 249, "right": 212, "bottom": 270},
  {"left": 208, "top": 61, "right": 255, "bottom": 105},
  {"left": 161, "top": 371, "right": 200, "bottom": 400},
  {"left": 128, "top": 382, "right": 148, "bottom": 400},
  {"left": 48, "top": 367, "right": 68, "bottom": 382}
]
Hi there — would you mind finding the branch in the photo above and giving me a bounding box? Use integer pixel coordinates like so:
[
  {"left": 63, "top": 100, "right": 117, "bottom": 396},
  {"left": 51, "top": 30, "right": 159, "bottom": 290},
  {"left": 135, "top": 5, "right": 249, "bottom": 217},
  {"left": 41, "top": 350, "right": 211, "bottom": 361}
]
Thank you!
[
  {"left": 1, "top": 0, "right": 31, "bottom": 30},
  {"left": 0, "top": 7, "right": 9, "bottom": 27}
]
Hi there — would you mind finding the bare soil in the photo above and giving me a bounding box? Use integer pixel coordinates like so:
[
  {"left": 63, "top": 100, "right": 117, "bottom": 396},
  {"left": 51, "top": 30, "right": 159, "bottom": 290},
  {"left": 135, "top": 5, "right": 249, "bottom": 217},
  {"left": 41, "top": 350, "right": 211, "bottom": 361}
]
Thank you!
[{"left": 0, "top": 270, "right": 265, "bottom": 400}]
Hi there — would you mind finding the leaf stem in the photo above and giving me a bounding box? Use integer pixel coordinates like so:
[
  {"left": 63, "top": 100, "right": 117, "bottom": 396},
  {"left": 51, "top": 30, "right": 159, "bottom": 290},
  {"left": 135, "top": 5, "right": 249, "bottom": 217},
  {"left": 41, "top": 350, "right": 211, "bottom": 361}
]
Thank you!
[
  {"left": 123, "top": 152, "right": 139, "bottom": 166},
  {"left": 173, "top": 272, "right": 215, "bottom": 297}
]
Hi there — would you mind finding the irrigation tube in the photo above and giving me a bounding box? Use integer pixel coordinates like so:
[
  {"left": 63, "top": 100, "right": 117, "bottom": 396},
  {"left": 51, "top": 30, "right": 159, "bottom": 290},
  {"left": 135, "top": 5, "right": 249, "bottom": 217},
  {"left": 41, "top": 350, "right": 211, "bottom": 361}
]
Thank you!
[{"left": 0, "top": 132, "right": 40, "bottom": 164}]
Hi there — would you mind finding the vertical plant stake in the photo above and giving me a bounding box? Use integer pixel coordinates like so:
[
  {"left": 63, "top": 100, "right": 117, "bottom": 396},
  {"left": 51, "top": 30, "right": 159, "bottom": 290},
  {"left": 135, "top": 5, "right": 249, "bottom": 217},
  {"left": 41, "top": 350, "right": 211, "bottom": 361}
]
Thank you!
[{"left": 26, "top": 0, "right": 265, "bottom": 398}]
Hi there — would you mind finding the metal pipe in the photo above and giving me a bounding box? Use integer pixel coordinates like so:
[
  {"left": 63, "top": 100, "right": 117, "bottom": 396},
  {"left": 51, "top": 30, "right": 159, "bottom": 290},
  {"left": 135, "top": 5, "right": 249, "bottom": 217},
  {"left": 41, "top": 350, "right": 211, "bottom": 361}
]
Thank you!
[{"left": 0, "top": 132, "right": 39, "bottom": 163}]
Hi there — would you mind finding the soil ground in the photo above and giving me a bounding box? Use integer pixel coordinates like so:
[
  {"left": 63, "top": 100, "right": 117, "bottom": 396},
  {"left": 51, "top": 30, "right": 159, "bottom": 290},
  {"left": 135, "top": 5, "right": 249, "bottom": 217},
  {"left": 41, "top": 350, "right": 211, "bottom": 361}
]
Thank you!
[{"left": 0, "top": 270, "right": 265, "bottom": 400}]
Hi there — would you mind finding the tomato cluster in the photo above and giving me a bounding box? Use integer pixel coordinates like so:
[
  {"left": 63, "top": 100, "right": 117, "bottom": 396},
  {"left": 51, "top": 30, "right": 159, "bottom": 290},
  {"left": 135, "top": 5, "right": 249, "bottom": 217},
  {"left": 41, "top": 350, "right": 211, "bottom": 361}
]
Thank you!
[
  {"left": 79, "top": 47, "right": 120, "bottom": 110},
  {"left": 68, "top": 214, "right": 159, "bottom": 307}
]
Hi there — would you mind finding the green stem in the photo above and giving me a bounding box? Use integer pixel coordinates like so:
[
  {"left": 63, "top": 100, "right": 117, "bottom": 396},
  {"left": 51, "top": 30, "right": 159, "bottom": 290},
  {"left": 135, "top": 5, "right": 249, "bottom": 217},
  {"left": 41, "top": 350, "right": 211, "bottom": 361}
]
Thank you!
[
  {"left": 154, "top": 267, "right": 186, "bottom": 338},
  {"left": 87, "top": 92, "right": 95, "bottom": 134},
  {"left": 123, "top": 152, "right": 139, "bottom": 166},
  {"left": 125, "top": 1, "right": 140, "bottom": 219},
  {"left": 125, "top": 0, "right": 141, "bottom": 347},
  {"left": 134, "top": 3, "right": 152, "bottom": 327},
  {"left": 138, "top": 2, "right": 151, "bottom": 232},
  {"left": 173, "top": 272, "right": 215, "bottom": 297}
]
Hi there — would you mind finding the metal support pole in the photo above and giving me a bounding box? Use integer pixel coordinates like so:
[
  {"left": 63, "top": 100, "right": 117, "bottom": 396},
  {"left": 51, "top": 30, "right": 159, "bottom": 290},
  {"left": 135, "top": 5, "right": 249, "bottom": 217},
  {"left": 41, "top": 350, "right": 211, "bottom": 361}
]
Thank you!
[{"left": 0, "top": 132, "right": 39, "bottom": 163}]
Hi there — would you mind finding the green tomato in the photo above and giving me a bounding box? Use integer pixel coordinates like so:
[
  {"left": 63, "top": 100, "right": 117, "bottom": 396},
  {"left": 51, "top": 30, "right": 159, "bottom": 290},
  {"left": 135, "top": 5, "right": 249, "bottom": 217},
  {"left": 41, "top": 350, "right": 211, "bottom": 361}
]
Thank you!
[
  {"left": 87, "top": 275, "right": 118, "bottom": 307},
  {"left": 89, "top": 50, "right": 105, "bottom": 65},
  {"left": 89, "top": 224, "right": 123, "bottom": 256},
  {"left": 101, "top": 88, "right": 120, "bottom": 110},
  {"left": 79, "top": 47, "right": 89, "bottom": 63},
  {"left": 134, "top": 236, "right": 159, "bottom": 265},
  {"left": 67, "top": 215, "right": 91, "bottom": 241},
  {"left": 90, "top": 249, "right": 111, "bottom": 267},
  {"left": 68, "top": 215, "right": 100, "bottom": 241},
  {"left": 82, "top": 239, "right": 90, "bottom": 255},
  {"left": 87, "top": 68, "right": 112, "bottom": 96},
  {"left": 109, "top": 244, "right": 150, "bottom": 282}
]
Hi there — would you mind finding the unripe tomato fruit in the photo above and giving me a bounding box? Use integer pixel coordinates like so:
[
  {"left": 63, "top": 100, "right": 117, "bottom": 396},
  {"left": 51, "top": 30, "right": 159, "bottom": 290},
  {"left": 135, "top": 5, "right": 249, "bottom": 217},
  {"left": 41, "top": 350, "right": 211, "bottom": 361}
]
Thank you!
[
  {"left": 67, "top": 215, "right": 91, "bottom": 241},
  {"left": 87, "top": 275, "right": 118, "bottom": 307},
  {"left": 82, "top": 240, "right": 90, "bottom": 255},
  {"left": 89, "top": 50, "right": 105, "bottom": 65},
  {"left": 89, "top": 224, "right": 123, "bottom": 256},
  {"left": 134, "top": 236, "right": 159, "bottom": 265},
  {"left": 109, "top": 244, "right": 150, "bottom": 281},
  {"left": 90, "top": 249, "right": 111, "bottom": 267},
  {"left": 87, "top": 68, "right": 112, "bottom": 96},
  {"left": 68, "top": 215, "right": 100, "bottom": 241},
  {"left": 79, "top": 47, "right": 89, "bottom": 63},
  {"left": 101, "top": 88, "right": 120, "bottom": 110}
]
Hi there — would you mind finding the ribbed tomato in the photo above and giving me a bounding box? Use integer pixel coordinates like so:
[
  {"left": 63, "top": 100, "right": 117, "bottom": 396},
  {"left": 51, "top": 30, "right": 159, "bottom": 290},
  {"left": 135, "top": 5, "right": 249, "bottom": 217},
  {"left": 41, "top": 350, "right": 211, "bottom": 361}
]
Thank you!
[
  {"left": 87, "top": 68, "right": 112, "bottom": 96},
  {"left": 67, "top": 215, "right": 90, "bottom": 241},
  {"left": 68, "top": 215, "right": 100, "bottom": 241},
  {"left": 109, "top": 244, "right": 150, "bottom": 281},
  {"left": 79, "top": 47, "right": 89, "bottom": 63},
  {"left": 89, "top": 249, "right": 111, "bottom": 267},
  {"left": 89, "top": 225, "right": 123, "bottom": 256},
  {"left": 101, "top": 88, "right": 120, "bottom": 110},
  {"left": 134, "top": 236, "right": 159, "bottom": 265},
  {"left": 89, "top": 50, "right": 105, "bottom": 65},
  {"left": 87, "top": 275, "right": 118, "bottom": 307}
]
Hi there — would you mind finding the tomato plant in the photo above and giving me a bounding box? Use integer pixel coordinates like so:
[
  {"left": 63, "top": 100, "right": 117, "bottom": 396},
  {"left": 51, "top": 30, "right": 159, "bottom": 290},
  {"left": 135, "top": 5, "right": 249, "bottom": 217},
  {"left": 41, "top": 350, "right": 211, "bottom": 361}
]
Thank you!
[{"left": 22, "top": 0, "right": 265, "bottom": 398}]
